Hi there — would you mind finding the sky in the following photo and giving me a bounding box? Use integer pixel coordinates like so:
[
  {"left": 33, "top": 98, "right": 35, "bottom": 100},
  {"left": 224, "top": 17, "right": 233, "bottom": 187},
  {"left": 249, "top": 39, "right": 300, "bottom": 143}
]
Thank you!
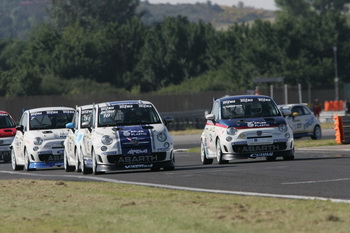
[{"left": 143, "top": 0, "right": 278, "bottom": 11}]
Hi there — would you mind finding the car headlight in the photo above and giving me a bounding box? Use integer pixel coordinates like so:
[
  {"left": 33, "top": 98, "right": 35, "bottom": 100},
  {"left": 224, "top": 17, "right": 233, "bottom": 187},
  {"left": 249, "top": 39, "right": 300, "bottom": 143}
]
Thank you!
[
  {"left": 33, "top": 137, "right": 43, "bottom": 145},
  {"left": 101, "top": 135, "right": 113, "bottom": 145},
  {"left": 278, "top": 124, "right": 288, "bottom": 133},
  {"left": 157, "top": 132, "right": 167, "bottom": 142},
  {"left": 226, "top": 127, "right": 238, "bottom": 135}
]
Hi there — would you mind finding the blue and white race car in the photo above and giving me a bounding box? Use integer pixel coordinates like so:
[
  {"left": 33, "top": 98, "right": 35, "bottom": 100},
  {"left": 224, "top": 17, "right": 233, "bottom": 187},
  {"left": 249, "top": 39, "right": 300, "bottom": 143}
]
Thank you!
[
  {"left": 81, "top": 100, "right": 175, "bottom": 174},
  {"left": 201, "top": 95, "right": 295, "bottom": 164},
  {"left": 11, "top": 107, "right": 75, "bottom": 171}
]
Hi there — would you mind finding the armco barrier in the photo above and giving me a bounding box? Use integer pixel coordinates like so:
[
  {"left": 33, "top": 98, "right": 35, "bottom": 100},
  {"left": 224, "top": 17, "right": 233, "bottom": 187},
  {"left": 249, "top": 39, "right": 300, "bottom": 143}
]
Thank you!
[{"left": 160, "top": 110, "right": 207, "bottom": 131}]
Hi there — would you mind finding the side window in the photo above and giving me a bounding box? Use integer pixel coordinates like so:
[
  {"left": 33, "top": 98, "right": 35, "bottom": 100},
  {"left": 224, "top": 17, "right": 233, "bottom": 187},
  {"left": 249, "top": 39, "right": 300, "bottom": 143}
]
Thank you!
[
  {"left": 303, "top": 106, "right": 311, "bottom": 115},
  {"left": 73, "top": 110, "right": 78, "bottom": 129},
  {"left": 291, "top": 106, "right": 304, "bottom": 116},
  {"left": 212, "top": 101, "right": 220, "bottom": 121},
  {"left": 91, "top": 108, "right": 97, "bottom": 129},
  {"left": 20, "top": 112, "right": 28, "bottom": 131}
]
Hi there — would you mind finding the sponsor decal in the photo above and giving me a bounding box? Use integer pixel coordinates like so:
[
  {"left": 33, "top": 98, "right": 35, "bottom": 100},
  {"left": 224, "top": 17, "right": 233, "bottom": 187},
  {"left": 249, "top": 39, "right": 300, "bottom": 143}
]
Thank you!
[
  {"left": 242, "top": 144, "right": 280, "bottom": 153},
  {"left": 222, "top": 100, "right": 236, "bottom": 104},
  {"left": 304, "top": 117, "right": 315, "bottom": 129},
  {"left": 240, "top": 98, "right": 253, "bottom": 103},
  {"left": 118, "top": 155, "right": 158, "bottom": 163},
  {"left": 233, "top": 141, "right": 247, "bottom": 145},
  {"left": 257, "top": 98, "right": 271, "bottom": 102},
  {"left": 47, "top": 155, "right": 64, "bottom": 161},
  {"left": 125, "top": 164, "right": 153, "bottom": 169},
  {"left": 127, "top": 149, "right": 148, "bottom": 155},
  {"left": 247, "top": 121, "right": 270, "bottom": 128},
  {"left": 273, "top": 139, "right": 288, "bottom": 143},
  {"left": 250, "top": 152, "right": 274, "bottom": 157}
]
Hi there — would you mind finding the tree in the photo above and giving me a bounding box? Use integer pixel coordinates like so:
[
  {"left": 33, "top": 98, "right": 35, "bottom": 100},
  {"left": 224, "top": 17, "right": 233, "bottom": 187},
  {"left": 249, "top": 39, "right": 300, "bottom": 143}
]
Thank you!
[{"left": 49, "top": 0, "right": 140, "bottom": 29}]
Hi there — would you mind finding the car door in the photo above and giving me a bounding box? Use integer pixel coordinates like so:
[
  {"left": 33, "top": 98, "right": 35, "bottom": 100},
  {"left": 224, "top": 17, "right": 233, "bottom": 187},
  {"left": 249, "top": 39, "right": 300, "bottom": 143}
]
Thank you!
[
  {"left": 290, "top": 106, "right": 308, "bottom": 134},
  {"left": 80, "top": 108, "right": 93, "bottom": 157},
  {"left": 14, "top": 112, "right": 28, "bottom": 162},
  {"left": 66, "top": 109, "right": 78, "bottom": 161},
  {"left": 206, "top": 101, "right": 220, "bottom": 155},
  {"left": 301, "top": 106, "right": 316, "bottom": 133}
]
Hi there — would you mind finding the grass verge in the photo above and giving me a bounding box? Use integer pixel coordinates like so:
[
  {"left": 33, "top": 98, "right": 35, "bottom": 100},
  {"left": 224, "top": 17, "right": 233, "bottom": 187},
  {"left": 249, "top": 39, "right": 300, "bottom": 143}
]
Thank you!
[{"left": 0, "top": 179, "right": 349, "bottom": 233}]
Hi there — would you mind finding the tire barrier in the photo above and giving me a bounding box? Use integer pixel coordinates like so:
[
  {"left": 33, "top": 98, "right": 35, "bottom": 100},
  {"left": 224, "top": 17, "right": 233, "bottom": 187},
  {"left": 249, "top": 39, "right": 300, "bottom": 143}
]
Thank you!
[
  {"left": 325, "top": 100, "right": 344, "bottom": 111},
  {"left": 333, "top": 114, "right": 350, "bottom": 144},
  {"left": 334, "top": 114, "right": 343, "bottom": 144}
]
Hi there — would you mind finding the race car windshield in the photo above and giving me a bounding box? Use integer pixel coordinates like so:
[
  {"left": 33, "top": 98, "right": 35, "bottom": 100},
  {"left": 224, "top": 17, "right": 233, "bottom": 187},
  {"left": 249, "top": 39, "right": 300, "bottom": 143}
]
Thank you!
[
  {"left": 98, "top": 104, "right": 162, "bottom": 127},
  {"left": 221, "top": 98, "right": 281, "bottom": 119},
  {"left": 29, "top": 110, "right": 74, "bottom": 130},
  {"left": 0, "top": 114, "right": 16, "bottom": 129}
]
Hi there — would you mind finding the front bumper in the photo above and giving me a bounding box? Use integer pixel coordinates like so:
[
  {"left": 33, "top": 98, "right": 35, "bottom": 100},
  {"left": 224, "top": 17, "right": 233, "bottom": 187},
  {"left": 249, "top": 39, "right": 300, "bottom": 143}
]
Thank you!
[
  {"left": 28, "top": 148, "right": 64, "bottom": 169},
  {"left": 221, "top": 139, "right": 294, "bottom": 160},
  {"left": 0, "top": 148, "right": 11, "bottom": 162},
  {"left": 86, "top": 150, "right": 175, "bottom": 171}
]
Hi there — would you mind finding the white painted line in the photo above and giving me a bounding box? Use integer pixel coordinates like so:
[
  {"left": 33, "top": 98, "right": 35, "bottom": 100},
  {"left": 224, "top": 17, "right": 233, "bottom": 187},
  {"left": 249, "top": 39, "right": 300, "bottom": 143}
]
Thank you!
[
  {"left": 1, "top": 171, "right": 350, "bottom": 204},
  {"left": 283, "top": 178, "right": 350, "bottom": 185}
]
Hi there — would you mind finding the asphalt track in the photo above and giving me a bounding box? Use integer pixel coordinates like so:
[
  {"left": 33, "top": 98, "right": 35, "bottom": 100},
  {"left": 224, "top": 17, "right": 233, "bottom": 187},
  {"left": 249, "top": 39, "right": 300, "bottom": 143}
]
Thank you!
[{"left": 1, "top": 128, "right": 349, "bottom": 203}]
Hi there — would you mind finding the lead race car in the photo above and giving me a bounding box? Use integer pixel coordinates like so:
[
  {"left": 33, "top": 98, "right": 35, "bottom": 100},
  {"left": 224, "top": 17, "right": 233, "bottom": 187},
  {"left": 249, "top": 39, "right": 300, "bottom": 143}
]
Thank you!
[
  {"left": 82, "top": 100, "right": 175, "bottom": 174},
  {"left": 201, "top": 95, "right": 295, "bottom": 164},
  {"left": 11, "top": 107, "right": 75, "bottom": 171}
]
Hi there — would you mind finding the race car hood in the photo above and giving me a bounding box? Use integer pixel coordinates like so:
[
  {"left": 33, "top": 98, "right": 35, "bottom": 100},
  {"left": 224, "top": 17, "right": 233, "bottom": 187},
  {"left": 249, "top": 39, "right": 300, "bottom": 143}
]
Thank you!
[
  {"left": 216, "top": 116, "right": 287, "bottom": 129},
  {"left": 27, "top": 129, "right": 69, "bottom": 140},
  {"left": 0, "top": 127, "right": 16, "bottom": 138},
  {"left": 96, "top": 124, "right": 170, "bottom": 155}
]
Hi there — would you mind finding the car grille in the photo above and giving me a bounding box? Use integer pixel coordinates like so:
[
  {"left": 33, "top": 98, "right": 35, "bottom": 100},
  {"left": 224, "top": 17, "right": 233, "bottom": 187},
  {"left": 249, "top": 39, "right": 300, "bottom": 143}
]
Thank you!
[
  {"left": 232, "top": 142, "right": 287, "bottom": 153},
  {"left": 38, "top": 154, "right": 64, "bottom": 161}
]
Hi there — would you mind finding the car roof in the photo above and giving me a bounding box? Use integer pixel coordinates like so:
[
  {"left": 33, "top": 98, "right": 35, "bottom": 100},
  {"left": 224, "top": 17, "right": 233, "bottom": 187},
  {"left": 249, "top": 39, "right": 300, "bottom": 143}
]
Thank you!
[
  {"left": 26, "top": 106, "right": 75, "bottom": 113},
  {"left": 77, "top": 104, "right": 94, "bottom": 110},
  {"left": 278, "top": 103, "right": 308, "bottom": 108},
  {"left": 98, "top": 100, "right": 153, "bottom": 107},
  {"left": 218, "top": 95, "right": 272, "bottom": 102},
  {"left": 0, "top": 110, "right": 11, "bottom": 114}
]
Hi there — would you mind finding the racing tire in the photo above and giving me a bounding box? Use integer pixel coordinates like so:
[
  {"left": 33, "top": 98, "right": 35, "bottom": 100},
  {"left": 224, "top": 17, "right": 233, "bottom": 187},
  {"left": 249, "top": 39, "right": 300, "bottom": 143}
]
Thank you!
[
  {"left": 201, "top": 140, "right": 213, "bottom": 165},
  {"left": 64, "top": 150, "right": 75, "bottom": 172},
  {"left": 283, "top": 148, "right": 295, "bottom": 161},
  {"left": 11, "top": 150, "right": 23, "bottom": 171},
  {"left": 81, "top": 156, "right": 93, "bottom": 175},
  {"left": 311, "top": 125, "right": 322, "bottom": 140},
  {"left": 24, "top": 149, "right": 35, "bottom": 171},
  {"left": 216, "top": 139, "right": 229, "bottom": 164},
  {"left": 74, "top": 150, "right": 82, "bottom": 173},
  {"left": 92, "top": 150, "right": 103, "bottom": 175}
]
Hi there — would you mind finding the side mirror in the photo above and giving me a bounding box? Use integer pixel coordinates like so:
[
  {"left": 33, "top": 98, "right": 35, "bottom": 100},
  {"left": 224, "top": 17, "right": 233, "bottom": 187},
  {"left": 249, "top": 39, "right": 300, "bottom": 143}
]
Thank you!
[
  {"left": 205, "top": 114, "right": 215, "bottom": 121},
  {"left": 82, "top": 121, "right": 91, "bottom": 128},
  {"left": 65, "top": 122, "right": 75, "bottom": 129},
  {"left": 16, "top": 125, "right": 24, "bottom": 132}
]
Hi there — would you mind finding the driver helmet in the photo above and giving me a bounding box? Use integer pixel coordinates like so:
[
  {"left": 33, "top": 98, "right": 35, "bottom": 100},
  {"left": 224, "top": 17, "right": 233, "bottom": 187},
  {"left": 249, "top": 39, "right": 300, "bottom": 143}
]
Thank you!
[{"left": 251, "top": 102, "right": 262, "bottom": 113}]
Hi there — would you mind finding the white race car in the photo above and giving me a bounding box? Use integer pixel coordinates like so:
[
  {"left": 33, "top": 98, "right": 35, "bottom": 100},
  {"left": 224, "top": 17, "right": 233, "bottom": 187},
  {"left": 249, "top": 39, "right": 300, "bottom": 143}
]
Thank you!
[
  {"left": 64, "top": 104, "right": 93, "bottom": 174},
  {"left": 201, "top": 95, "right": 295, "bottom": 164},
  {"left": 11, "top": 107, "right": 75, "bottom": 171},
  {"left": 82, "top": 100, "right": 175, "bottom": 174},
  {"left": 278, "top": 103, "right": 322, "bottom": 140}
]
